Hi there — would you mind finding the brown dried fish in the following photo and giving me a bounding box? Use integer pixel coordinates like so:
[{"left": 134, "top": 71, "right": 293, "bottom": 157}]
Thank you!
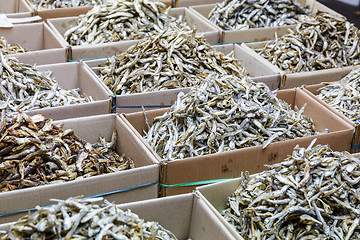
[
  {"left": 0, "top": 54, "right": 92, "bottom": 112},
  {"left": 222, "top": 140, "right": 360, "bottom": 239},
  {"left": 0, "top": 37, "right": 28, "bottom": 55},
  {"left": 94, "top": 26, "right": 248, "bottom": 95},
  {"left": 256, "top": 13, "right": 360, "bottom": 73},
  {"left": 0, "top": 111, "right": 134, "bottom": 192},
  {"left": 0, "top": 196, "right": 178, "bottom": 239},
  {"left": 144, "top": 73, "right": 318, "bottom": 161}
]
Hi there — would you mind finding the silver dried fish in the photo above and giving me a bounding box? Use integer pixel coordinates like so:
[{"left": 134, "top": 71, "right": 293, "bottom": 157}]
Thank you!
[
  {"left": 0, "top": 196, "right": 178, "bottom": 239},
  {"left": 256, "top": 13, "right": 360, "bottom": 73},
  {"left": 144, "top": 73, "right": 317, "bottom": 161},
  {"left": 0, "top": 111, "right": 134, "bottom": 192},
  {"left": 209, "top": 0, "right": 312, "bottom": 30},
  {"left": 64, "top": 0, "right": 184, "bottom": 45},
  {"left": 94, "top": 26, "right": 248, "bottom": 95},
  {"left": 317, "top": 68, "right": 360, "bottom": 123},
  {"left": 0, "top": 54, "right": 92, "bottom": 112},
  {"left": 29, "top": 0, "right": 105, "bottom": 10},
  {"left": 0, "top": 37, "right": 28, "bottom": 55},
  {"left": 221, "top": 141, "right": 360, "bottom": 239}
]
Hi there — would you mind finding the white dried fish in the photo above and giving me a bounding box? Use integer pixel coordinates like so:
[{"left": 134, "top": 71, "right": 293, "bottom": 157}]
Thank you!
[
  {"left": 29, "top": 0, "right": 105, "bottom": 10},
  {"left": 0, "top": 37, "right": 27, "bottom": 55}
]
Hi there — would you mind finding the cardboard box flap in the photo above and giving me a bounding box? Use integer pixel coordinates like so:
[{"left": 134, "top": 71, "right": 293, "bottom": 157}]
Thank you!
[{"left": 11, "top": 48, "right": 67, "bottom": 65}]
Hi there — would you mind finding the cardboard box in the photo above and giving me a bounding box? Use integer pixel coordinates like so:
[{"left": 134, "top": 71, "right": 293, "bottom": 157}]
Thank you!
[
  {"left": 175, "top": 0, "right": 222, "bottom": 7},
  {"left": 120, "top": 88, "right": 354, "bottom": 196},
  {"left": 0, "top": 22, "right": 67, "bottom": 65},
  {"left": 0, "top": 0, "right": 32, "bottom": 13},
  {"left": 20, "top": 61, "right": 111, "bottom": 120},
  {"left": 189, "top": 0, "right": 342, "bottom": 43},
  {"left": 46, "top": 7, "right": 221, "bottom": 55},
  {"left": 82, "top": 43, "right": 280, "bottom": 114},
  {"left": 0, "top": 193, "right": 236, "bottom": 240},
  {"left": 0, "top": 114, "right": 160, "bottom": 224},
  {"left": 243, "top": 41, "right": 360, "bottom": 89}
]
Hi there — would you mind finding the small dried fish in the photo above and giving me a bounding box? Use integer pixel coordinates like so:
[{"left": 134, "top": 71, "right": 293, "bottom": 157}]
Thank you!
[
  {"left": 144, "top": 73, "right": 317, "bottom": 161},
  {"left": 256, "top": 13, "right": 360, "bottom": 73},
  {"left": 0, "top": 54, "right": 92, "bottom": 112},
  {"left": 0, "top": 196, "right": 178, "bottom": 239},
  {"left": 0, "top": 111, "right": 134, "bottom": 192},
  {"left": 209, "top": 0, "right": 312, "bottom": 30},
  {"left": 64, "top": 0, "right": 184, "bottom": 45},
  {"left": 94, "top": 26, "right": 248, "bottom": 95},
  {"left": 317, "top": 68, "right": 360, "bottom": 122},
  {"left": 221, "top": 141, "right": 360, "bottom": 239},
  {"left": 0, "top": 37, "right": 28, "bottom": 55},
  {"left": 29, "top": 0, "right": 105, "bottom": 10}
]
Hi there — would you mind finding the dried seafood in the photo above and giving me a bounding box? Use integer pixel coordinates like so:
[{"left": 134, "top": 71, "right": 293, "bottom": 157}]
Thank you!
[
  {"left": 209, "top": 0, "right": 312, "bottom": 30},
  {"left": 0, "top": 37, "right": 28, "bottom": 55},
  {"left": 94, "top": 26, "right": 248, "bottom": 95},
  {"left": 64, "top": 0, "right": 184, "bottom": 45},
  {"left": 0, "top": 54, "right": 92, "bottom": 112},
  {"left": 222, "top": 141, "right": 360, "bottom": 239},
  {"left": 256, "top": 13, "right": 360, "bottom": 73},
  {"left": 144, "top": 73, "right": 317, "bottom": 161},
  {"left": 29, "top": 0, "right": 105, "bottom": 10},
  {"left": 0, "top": 111, "right": 134, "bottom": 192},
  {"left": 317, "top": 68, "right": 360, "bottom": 123},
  {"left": 0, "top": 196, "right": 177, "bottom": 239}
]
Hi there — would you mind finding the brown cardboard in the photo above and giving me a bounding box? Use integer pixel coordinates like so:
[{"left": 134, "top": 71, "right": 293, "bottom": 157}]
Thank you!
[
  {"left": 0, "top": 193, "right": 236, "bottom": 239},
  {"left": 190, "top": 0, "right": 342, "bottom": 43},
  {"left": 0, "top": 0, "right": 32, "bottom": 13},
  {"left": 0, "top": 22, "right": 67, "bottom": 64},
  {"left": 46, "top": 7, "right": 221, "bottom": 56},
  {"left": 121, "top": 88, "right": 354, "bottom": 196},
  {"left": 176, "top": 0, "right": 222, "bottom": 7},
  {"left": 20, "top": 61, "right": 111, "bottom": 120},
  {"left": 0, "top": 114, "right": 159, "bottom": 224}
]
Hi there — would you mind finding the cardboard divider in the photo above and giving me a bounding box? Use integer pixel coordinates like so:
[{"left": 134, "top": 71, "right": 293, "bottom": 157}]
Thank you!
[
  {"left": 0, "top": 193, "right": 236, "bottom": 239},
  {"left": 46, "top": 7, "right": 220, "bottom": 59},
  {"left": 176, "top": 0, "right": 222, "bottom": 7},
  {"left": 120, "top": 88, "right": 354, "bottom": 196},
  {"left": 0, "top": 114, "right": 160, "bottom": 224},
  {"left": 0, "top": 0, "right": 32, "bottom": 13},
  {"left": 18, "top": 62, "right": 111, "bottom": 120},
  {"left": 189, "top": 0, "right": 342, "bottom": 43}
]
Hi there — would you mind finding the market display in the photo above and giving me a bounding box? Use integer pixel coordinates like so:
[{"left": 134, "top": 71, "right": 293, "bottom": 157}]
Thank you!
[
  {"left": 317, "top": 68, "right": 360, "bottom": 122},
  {"left": 256, "top": 13, "right": 360, "bottom": 73},
  {"left": 29, "top": 0, "right": 105, "bottom": 10},
  {"left": 0, "top": 196, "right": 178, "bottom": 239},
  {"left": 144, "top": 73, "right": 317, "bottom": 161},
  {"left": 0, "top": 54, "right": 92, "bottom": 112},
  {"left": 208, "top": 0, "right": 312, "bottom": 30},
  {"left": 64, "top": 0, "right": 182, "bottom": 45},
  {"left": 0, "top": 111, "right": 134, "bottom": 192},
  {"left": 221, "top": 141, "right": 360, "bottom": 239},
  {"left": 0, "top": 37, "right": 28, "bottom": 55},
  {"left": 94, "top": 26, "right": 248, "bottom": 95}
]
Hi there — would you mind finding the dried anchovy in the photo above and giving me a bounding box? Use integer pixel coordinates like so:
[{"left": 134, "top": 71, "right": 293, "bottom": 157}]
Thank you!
[
  {"left": 29, "top": 0, "right": 105, "bottom": 10},
  {"left": 317, "top": 68, "right": 360, "bottom": 122},
  {"left": 209, "top": 0, "right": 312, "bottom": 30},
  {"left": 221, "top": 140, "right": 360, "bottom": 239},
  {"left": 0, "top": 37, "right": 28, "bottom": 55},
  {"left": 0, "top": 54, "right": 92, "bottom": 112},
  {"left": 94, "top": 26, "right": 248, "bottom": 95},
  {"left": 144, "top": 73, "right": 317, "bottom": 161},
  {"left": 0, "top": 111, "right": 134, "bottom": 192},
  {"left": 256, "top": 13, "right": 360, "bottom": 73},
  {"left": 64, "top": 0, "right": 182, "bottom": 45},
  {"left": 0, "top": 196, "right": 178, "bottom": 239}
]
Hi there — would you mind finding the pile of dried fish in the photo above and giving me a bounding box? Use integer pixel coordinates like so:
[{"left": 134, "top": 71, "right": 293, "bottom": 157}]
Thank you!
[
  {"left": 0, "top": 37, "right": 28, "bottom": 55},
  {"left": 221, "top": 141, "right": 360, "bottom": 239},
  {"left": 0, "top": 54, "right": 92, "bottom": 112},
  {"left": 144, "top": 73, "right": 317, "bottom": 161},
  {"left": 208, "top": 0, "right": 312, "bottom": 30},
  {"left": 64, "top": 0, "right": 183, "bottom": 45},
  {"left": 95, "top": 27, "right": 248, "bottom": 95},
  {"left": 29, "top": 0, "right": 105, "bottom": 10},
  {"left": 0, "top": 111, "right": 134, "bottom": 192},
  {"left": 317, "top": 68, "right": 360, "bottom": 122},
  {"left": 256, "top": 13, "right": 360, "bottom": 73},
  {"left": 0, "top": 196, "right": 178, "bottom": 239}
]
